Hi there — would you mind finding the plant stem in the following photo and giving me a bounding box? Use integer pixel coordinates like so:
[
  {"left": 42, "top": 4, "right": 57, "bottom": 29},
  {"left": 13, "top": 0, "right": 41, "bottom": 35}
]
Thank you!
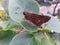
[
  {"left": 53, "top": 2, "right": 59, "bottom": 16},
  {"left": 37, "top": 27, "right": 49, "bottom": 40},
  {"left": 44, "top": 32, "right": 49, "bottom": 40}
]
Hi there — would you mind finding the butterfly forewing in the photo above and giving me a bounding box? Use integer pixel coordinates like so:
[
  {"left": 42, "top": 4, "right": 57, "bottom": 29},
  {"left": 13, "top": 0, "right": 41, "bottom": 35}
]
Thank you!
[{"left": 23, "top": 11, "right": 51, "bottom": 27}]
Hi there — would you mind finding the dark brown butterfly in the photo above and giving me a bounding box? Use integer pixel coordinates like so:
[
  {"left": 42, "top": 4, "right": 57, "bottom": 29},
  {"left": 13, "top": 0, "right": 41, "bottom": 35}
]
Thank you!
[{"left": 23, "top": 11, "right": 51, "bottom": 27}]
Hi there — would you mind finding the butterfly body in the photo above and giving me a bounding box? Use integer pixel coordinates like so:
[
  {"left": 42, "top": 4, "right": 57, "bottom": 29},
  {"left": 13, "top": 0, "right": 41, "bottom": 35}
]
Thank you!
[{"left": 23, "top": 12, "right": 51, "bottom": 27}]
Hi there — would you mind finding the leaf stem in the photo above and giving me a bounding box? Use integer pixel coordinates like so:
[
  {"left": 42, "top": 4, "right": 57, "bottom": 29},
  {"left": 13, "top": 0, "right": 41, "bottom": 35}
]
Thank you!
[
  {"left": 44, "top": 32, "right": 49, "bottom": 40},
  {"left": 37, "top": 27, "right": 49, "bottom": 40}
]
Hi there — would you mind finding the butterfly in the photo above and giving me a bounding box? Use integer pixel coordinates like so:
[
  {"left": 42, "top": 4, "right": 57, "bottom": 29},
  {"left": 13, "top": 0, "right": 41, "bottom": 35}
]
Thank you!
[{"left": 23, "top": 11, "right": 51, "bottom": 27}]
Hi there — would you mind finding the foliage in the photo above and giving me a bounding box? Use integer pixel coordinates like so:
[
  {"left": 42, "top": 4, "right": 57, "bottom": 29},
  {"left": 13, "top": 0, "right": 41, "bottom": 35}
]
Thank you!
[{"left": 0, "top": 0, "right": 60, "bottom": 45}]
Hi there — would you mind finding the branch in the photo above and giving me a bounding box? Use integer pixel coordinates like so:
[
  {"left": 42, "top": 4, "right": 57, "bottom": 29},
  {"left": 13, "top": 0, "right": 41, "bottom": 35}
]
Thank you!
[{"left": 53, "top": 2, "right": 59, "bottom": 16}]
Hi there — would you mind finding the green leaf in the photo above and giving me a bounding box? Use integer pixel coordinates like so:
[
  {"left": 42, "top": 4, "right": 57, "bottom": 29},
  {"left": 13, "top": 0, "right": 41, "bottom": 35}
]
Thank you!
[
  {"left": 9, "top": 0, "right": 39, "bottom": 23},
  {"left": 9, "top": 32, "right": 56, "bottom": 45},
  {"left": 36, "top": 33, "right": 56, "bottom": 45},
  {"left": 0, "top": 20, "right": 18, "bottom": 29},
  {"left": 21, "top": 20, "right": 38, "bottom": 33},
  {"left": 41, "top": 27, "right": 51, "bottom": 33},
  {"left": 9, "top": 33, "right": 41, "bottom": 45},
  {"left": 41, "top": 37, "right": 56, "bottom": 45},
  {"left": 9, "top": 33, "right": 33, "bottom": 45},
  {"left": 50, "top": 38, "right": 57, "bottom": 45},
  {"left": 0, "top": 30, "right": 16, "bottom": 39},
  {"left": 35, "top": 32, "right": 44, "bottom": 39},
  {"left": 0, "top": 30, "right": 16, "bottom": 45},
  {"left": 7, "top": 24, "right": 22, "bottom": 31},
  {"left": 29, "top": 37, "right": 40, "bottom": 45},
  {"left": 0, "top": 21, "right": 9, "bottom": 29}
]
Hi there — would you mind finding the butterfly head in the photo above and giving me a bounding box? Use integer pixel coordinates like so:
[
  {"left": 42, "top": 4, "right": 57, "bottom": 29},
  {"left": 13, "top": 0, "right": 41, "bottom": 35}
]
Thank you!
[{"left": 23, "top": 11, "right": 32, "bottom": 20}]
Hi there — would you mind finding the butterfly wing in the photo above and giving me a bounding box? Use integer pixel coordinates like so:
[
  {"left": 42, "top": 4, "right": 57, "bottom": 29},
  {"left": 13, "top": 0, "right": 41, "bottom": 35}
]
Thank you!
[{"left": 23, "top": 11, "right": 51, "bottom": 27}]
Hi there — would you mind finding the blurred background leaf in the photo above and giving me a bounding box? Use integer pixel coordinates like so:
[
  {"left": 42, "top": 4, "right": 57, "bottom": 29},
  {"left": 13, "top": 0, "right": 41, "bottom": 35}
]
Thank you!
[{"left": 0, "top": 30, "right": 16, "bottom": 45}]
